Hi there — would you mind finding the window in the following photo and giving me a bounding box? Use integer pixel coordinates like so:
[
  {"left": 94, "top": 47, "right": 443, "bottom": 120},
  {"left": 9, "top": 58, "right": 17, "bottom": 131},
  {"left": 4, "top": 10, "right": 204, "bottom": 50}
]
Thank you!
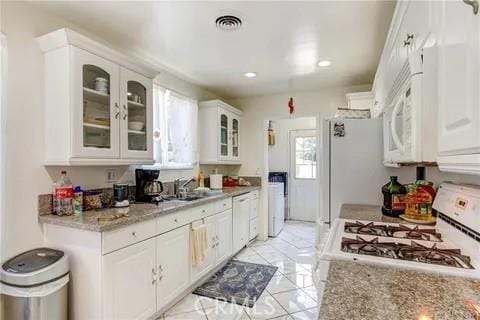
[
  {"left": 295, "top": 136, "right": 317, "bottom": 179},
  {"left": 153, "top": 84, "right": 198, "bottom": 169}
]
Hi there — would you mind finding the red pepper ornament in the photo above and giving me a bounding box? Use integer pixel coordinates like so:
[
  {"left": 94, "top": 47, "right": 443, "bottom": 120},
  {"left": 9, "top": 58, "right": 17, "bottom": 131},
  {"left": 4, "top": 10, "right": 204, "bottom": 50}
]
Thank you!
[{"left": 288, "top": 97, "right": 295, "bottom": 114}]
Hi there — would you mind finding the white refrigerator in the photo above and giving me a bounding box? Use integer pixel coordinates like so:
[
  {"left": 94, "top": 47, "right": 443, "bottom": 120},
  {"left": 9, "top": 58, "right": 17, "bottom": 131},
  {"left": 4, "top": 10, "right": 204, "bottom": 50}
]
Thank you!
[{"left": 320, "top": 118, "right": 393, "bottom": 229}]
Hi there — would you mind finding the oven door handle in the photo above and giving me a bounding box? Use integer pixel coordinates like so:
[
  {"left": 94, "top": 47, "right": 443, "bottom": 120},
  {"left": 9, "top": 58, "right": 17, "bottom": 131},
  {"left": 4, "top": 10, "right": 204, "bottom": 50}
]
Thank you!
[{"left": 390, "top": 98, "right": 405, "bottom": 154}]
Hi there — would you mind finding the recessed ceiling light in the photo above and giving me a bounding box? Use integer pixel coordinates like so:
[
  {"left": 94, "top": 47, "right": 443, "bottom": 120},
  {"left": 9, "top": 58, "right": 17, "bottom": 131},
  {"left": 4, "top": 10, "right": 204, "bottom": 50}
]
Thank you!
[
  {"left": 317, "top": 60, "right": 331, "bottom": 67},
  {"left": 244, "top": 72, "right": 257, "bottom": 78}
]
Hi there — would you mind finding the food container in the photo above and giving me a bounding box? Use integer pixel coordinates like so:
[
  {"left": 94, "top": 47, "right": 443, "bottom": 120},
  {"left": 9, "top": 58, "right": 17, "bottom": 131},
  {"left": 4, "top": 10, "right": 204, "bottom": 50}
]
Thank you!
[
  {"left": 128, "top": 121, "right": 145, "bottom": 131},
  {"left": 83, "top": 191, "right": 103, "bottom": 211},
  {"left": 94, "top": 77, "right": 109, "bottom": 94}
]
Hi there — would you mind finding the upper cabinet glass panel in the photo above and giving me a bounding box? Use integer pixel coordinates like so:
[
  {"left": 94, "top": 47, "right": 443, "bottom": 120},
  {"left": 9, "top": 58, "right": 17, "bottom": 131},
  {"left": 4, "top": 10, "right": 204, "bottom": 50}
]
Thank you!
[
  {"left": 82, "top": 65, "right": 111, "bottom": 149},
  {"left": 127, "top": 81, "right": 147, "bottom": 151},
  {"left": 220, "top": 114, "right": 228, "bottom": 157},
  {"left": 232, "top": 118, "right": 239, "bottom": 157}
]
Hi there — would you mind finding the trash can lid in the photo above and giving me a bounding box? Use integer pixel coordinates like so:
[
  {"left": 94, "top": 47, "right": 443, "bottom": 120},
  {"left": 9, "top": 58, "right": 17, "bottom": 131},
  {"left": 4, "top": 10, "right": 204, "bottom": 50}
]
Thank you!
[{"left": 1, "top": 248, "right": 69, "bottom": 287}]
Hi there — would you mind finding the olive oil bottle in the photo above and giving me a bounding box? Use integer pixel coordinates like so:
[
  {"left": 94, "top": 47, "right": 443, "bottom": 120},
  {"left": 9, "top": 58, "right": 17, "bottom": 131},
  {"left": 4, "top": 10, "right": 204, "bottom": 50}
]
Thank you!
[{"left": 382, "top": 176, "right": 407, "bottom": 217}]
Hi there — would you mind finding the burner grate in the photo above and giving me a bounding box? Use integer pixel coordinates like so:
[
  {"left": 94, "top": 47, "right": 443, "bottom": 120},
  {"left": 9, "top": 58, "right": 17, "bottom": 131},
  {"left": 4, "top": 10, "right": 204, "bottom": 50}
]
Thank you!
[
  {"left": 344, "top": 221, "right": 442, "bottom": 242},
  {"left": 341, "top": 236, "right": 474, "bottom": 269}
]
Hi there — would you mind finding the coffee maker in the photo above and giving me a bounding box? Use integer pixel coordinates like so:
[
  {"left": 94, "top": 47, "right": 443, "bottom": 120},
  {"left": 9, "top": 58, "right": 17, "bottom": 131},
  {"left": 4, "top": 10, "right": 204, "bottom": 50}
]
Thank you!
[{"left": 135, "top": 169, "right": 163, "bottom": 203}]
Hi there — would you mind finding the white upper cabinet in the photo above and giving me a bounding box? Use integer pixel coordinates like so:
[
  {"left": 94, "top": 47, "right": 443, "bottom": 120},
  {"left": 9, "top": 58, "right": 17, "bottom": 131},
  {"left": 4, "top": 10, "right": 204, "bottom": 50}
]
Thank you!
[
  {"left": 373, "top": 1, "right": 433, "bottom": 116},
  {"left": 120, "top": 67, "right": 153, "bottom": 160},
  {"left": 199, "top": 100, "right": 242, "bottom": 164},
  {"left": 37, "top": 28, "right": 157, "bottom": 165},
  {"left": 436, "top": 0, "right": 480, "bottom": 175}
]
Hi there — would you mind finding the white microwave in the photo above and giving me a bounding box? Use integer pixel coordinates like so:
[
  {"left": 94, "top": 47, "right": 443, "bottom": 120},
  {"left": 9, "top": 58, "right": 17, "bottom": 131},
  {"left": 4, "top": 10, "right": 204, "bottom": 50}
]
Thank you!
[{"left": 383, "top": 48, "right": 437, "bottom": 165}]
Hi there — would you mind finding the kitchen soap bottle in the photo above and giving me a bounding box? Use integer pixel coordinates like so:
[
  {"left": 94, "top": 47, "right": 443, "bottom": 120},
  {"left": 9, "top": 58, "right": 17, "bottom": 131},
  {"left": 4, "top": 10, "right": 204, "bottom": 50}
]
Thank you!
[{"left": 382, "top": 176, "right": 407, "bottom": 217}]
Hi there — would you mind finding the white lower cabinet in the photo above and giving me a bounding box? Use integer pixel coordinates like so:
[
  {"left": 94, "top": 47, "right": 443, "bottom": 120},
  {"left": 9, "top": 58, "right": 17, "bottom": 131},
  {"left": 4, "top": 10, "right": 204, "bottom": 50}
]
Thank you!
[
  {"left": 214, "top": 210, "right": 233, "bottom": 263},
  {"left": 156, "top": 225, "right": 190, "bottom": 311},
  {"left": 103, "top": 238, "right": 157, "bottom": 320},
  {"left": 191, "top": 216, "right": 216, "bottom": 283},
  {"left": 233, "top": 194, "right": 251, "bottom": 253},
  {"left": 191, "top": 209, "right": 233, "bottom": 282},
  {"left": 44, "top": 193, "right": 257, "bottom": 320}
]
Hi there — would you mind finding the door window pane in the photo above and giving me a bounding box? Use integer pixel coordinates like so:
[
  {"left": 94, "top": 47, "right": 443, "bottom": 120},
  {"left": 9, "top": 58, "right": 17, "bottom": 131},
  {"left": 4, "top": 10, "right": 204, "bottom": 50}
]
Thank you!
[{"left": 294, "top": 136, "right": 316, "bottom": 179}]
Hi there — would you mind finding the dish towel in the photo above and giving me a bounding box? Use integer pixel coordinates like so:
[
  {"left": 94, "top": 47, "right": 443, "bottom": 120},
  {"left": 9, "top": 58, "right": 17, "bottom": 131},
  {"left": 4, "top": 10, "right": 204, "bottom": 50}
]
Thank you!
[{"left": 191, "top": 224, "right": 209, "bottom": 267}]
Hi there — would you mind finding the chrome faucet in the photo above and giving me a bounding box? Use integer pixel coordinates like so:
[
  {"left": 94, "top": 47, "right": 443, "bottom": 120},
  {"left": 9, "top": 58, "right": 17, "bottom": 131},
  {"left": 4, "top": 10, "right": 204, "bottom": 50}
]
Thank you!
[{"left": 174, "top": 177, "right": 195, "bottom": 198}]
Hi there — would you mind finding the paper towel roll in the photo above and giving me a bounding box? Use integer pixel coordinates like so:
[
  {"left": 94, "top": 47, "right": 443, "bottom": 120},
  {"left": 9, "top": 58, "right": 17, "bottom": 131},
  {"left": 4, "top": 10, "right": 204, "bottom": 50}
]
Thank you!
[{"left": 210, "top": 174, "right": 223, "bottom": 190}]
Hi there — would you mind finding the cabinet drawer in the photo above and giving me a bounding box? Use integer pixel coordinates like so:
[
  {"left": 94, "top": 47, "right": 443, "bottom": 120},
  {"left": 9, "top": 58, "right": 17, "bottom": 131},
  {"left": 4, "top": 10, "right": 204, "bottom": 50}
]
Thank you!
[
  {"left": 250, "top": 199, "right": 259, "bottom": 219},
  {"left": 102, "top": 220, "right": 156, "bottom": 254},
  {"left": 157, "top": 203, "right": 215, "bottom": 235},
  {"left": 214, "top": 197, "right": 232, "bottom": 212},
  {"left": 249, "top": 218, "right": 258, "bottom": 241},
  {"left": 250, "top": 190, "right": 259, "bottom": 199}
]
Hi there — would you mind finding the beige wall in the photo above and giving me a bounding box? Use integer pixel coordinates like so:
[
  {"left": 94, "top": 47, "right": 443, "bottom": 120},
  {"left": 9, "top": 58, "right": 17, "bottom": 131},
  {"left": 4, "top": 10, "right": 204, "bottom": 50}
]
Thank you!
[{"left": 0, "top": 2, "right": 221, "bottom": 260}]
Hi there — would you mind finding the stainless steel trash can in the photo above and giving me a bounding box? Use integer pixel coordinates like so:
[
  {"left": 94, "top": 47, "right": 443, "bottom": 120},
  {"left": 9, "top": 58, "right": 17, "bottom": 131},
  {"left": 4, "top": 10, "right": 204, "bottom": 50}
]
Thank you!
[{"left": 0, "top": 248, "right": 69, "bottom": 320}]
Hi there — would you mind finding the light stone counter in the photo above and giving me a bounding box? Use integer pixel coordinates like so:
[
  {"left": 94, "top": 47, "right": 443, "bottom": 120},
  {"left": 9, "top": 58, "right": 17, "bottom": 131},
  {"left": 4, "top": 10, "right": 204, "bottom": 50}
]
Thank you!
[{"left": 39, "top": 186, "right": 260, "bottom": 232}]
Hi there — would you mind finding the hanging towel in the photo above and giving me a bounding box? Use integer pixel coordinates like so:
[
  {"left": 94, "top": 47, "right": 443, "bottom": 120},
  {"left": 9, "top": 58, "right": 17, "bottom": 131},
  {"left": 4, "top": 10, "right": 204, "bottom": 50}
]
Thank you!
[{"left": 191, "top": 224, "right": 208, "bottom": 267}]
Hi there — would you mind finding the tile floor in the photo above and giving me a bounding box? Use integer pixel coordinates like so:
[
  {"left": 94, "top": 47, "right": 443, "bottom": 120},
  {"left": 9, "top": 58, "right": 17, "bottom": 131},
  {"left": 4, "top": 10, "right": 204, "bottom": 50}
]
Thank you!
[{"left": 158, "top": 221, "right": 325, "bottom": 320}]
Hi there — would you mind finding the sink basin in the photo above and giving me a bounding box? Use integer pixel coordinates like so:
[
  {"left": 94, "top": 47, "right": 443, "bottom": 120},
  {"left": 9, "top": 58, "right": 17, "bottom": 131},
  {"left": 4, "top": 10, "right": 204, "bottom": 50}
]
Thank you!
[{"left": 176, "top": 195, "right": 204, "bottom": 202}]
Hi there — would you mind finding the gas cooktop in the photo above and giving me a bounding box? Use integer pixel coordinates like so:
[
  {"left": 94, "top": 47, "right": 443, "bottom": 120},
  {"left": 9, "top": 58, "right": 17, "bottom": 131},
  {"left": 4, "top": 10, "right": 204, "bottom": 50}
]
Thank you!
[
  {"left": 341, "top": 235, "right": 473, "bottom": 269},
  {"left": 320, "top": 218, "right": 480, "bottom": 279}
]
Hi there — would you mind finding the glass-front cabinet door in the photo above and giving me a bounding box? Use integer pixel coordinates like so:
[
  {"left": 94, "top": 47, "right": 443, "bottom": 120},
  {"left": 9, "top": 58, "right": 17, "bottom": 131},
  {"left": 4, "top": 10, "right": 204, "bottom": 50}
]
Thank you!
[
  {"left": 218, "top": 111, "right": 230, "bottom": 160},
  {"left": 119, "top": 67, "right": 153, "bottom": 159},
  {"left": 231, "top": 116, "right": 240, "bottom": 161},
  {"left": 72, "top": 47, "right": 120, "bottom": 158}
]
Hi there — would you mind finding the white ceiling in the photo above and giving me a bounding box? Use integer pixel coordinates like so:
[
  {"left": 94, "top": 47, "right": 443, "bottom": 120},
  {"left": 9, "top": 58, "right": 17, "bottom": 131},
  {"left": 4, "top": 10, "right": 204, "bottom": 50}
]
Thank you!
[{"left": 32, "top": 1, "right": 396, "bottom": 99}]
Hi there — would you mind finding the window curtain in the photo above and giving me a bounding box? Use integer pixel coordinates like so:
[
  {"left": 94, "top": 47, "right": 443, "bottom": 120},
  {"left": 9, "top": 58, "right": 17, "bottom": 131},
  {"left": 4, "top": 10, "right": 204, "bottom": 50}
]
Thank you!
[{"left": 153, "top": 84, "right": 198, "bottom": 168}]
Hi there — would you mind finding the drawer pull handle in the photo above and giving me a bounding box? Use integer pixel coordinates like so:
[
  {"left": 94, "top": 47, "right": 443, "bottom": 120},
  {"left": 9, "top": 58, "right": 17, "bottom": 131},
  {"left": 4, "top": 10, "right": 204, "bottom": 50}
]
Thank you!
[
  {"left": 159, "top": 265, "right": 163, "bottom": 273},
  {"left": 132, "top": 231, "right": 137, "bottom": 237}
]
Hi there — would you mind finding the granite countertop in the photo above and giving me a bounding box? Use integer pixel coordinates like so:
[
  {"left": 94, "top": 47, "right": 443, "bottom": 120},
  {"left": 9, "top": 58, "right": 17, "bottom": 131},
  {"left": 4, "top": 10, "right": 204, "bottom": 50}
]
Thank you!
[
  {"left": 339, "top": 203, "right": 403, "bottom": 223},
  {"left": 319, "top": 260, "right": 480, "bottom": 320},
  {"left": 318, "top": 203, "right": 480, "bottom": 320},
  {"left": 39, "top": 186, "right": 260, "bottom": 232}
]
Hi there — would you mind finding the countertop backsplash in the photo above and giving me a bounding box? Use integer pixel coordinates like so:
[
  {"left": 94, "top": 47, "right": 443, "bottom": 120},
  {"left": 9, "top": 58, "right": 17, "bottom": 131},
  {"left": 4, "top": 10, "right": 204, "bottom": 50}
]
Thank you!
[{"left": 38, "top": 176, "right": 261, "bottom": 216}]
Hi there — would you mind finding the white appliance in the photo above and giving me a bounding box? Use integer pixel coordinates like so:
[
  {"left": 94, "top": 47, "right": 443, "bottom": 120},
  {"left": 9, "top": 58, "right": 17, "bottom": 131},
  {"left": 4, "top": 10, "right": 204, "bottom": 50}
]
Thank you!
[
  {"left": 268, "top": 182, "right": 285, "bottom": 237},
  {"left": 320, "top": 183, "right": 480, "bottom": 279},
  {"left": 383, "top": 48, "right": 437, "bottom": 165},
  {"left": 320, "top": 118, "right": 398, "bottom": 229}
]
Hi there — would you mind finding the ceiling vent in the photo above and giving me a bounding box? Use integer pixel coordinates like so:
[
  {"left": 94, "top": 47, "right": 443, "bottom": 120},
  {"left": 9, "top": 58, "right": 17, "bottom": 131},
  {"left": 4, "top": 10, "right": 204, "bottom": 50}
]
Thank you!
[{"left": 215, "top": 15, "right": 242, "bottom": 31}]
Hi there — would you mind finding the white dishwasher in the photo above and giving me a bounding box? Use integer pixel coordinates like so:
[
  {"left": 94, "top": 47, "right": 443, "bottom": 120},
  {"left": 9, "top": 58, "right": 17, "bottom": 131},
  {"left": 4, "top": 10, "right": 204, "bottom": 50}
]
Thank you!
[{"left": 268, "top": 182, "right": 285, "bottom": 237}]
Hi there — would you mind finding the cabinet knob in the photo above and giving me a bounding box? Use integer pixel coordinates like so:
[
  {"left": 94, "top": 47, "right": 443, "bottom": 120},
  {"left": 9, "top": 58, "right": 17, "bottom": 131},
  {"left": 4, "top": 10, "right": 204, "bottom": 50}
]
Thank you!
[
  {"left": 114, "top": 103, "right": 120, "bottom": 119},
  {"left": 151, "top": 268, "right": 157, "bottom": 284},
  {"left": 463, "top": 0, "right": 479, "bottom": 14},
  {"left": 132, "top": 231, "right": 137, "bottom": 237},
  {"left": 174, "top": 218, "right": 178, "bottom": 223}
]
